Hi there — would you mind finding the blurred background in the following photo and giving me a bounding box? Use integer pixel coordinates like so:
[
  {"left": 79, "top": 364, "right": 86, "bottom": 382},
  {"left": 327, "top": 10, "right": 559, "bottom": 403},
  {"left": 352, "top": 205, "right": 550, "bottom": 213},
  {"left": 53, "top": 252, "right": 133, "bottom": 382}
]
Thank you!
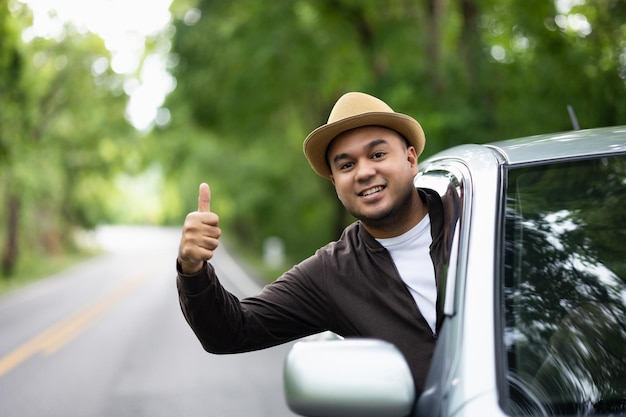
[{"left": 2, "top": 0, "right": 626, "bottom": 286}]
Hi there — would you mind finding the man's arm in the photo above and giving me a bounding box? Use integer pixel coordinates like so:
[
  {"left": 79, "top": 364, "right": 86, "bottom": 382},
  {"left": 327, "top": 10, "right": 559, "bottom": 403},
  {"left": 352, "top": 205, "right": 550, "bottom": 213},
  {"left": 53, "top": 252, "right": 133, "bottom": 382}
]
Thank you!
[
  {"left": 177, "top": 255, "right": 330, "bottom": 354},
  {"left": 176, "top": 183, "right": 329, "bottom": 353},
  {"left": 177, "top": 260, "right": 252, "bottom": 353}
]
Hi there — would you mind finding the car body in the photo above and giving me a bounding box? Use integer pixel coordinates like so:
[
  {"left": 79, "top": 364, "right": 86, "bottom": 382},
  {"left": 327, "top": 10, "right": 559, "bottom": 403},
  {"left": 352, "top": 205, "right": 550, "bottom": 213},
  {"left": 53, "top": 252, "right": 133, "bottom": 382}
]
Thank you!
[{"left": 284, "top": 126, "right": 626, "bottom": 417}]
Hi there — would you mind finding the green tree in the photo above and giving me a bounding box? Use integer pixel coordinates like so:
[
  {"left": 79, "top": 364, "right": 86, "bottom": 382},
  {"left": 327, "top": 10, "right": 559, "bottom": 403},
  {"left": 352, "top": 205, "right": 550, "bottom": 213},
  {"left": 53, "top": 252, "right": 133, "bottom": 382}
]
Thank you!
[
  {"left": 1, "top": 1, "right": 138, "bottom": 278},
  {"left": 0, "top": 0, "right": 26, "bottom": 275},
  {"left": 155, "top": 0, "right": 625, "bottom": 269}
]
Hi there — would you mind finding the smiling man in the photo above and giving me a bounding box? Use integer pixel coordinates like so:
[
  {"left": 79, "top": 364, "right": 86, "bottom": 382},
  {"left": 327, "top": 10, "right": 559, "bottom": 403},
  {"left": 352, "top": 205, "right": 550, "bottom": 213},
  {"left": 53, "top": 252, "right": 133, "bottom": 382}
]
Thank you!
[
  {"left": 327, "top": 126, "right": 425, "bottom": 238},
  {"left": 176, "top": 92, "right": 455, "bottom": 394}
]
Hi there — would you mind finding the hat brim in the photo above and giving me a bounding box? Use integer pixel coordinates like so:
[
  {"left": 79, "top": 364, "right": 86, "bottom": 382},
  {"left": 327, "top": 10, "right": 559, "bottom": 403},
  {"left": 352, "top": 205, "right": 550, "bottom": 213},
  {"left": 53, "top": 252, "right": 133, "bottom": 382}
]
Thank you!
[{"left": 303, "top": 112, "right": 425, "bottom": 178}]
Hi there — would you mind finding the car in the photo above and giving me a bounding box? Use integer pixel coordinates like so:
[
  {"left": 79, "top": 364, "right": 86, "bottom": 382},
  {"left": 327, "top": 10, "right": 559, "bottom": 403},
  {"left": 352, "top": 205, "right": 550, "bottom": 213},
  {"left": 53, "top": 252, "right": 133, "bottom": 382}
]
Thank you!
[{"left": 283, "top": 126, "right": 626, "bottom": 417}]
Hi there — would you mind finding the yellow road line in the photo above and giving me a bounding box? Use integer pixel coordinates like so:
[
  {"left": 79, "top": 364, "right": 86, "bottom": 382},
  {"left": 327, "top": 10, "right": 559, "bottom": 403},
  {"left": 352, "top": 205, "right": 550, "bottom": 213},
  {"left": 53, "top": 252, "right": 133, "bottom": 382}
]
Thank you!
[{"left": 0, "top": 272, "right": 148, "bottom": 377}]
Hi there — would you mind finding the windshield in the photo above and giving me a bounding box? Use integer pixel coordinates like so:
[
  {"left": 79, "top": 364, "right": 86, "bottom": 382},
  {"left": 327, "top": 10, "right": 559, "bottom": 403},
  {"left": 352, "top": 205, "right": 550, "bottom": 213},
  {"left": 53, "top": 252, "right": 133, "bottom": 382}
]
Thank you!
[{"left": 501, "top": 155, "right": 626, "bottom": 416}]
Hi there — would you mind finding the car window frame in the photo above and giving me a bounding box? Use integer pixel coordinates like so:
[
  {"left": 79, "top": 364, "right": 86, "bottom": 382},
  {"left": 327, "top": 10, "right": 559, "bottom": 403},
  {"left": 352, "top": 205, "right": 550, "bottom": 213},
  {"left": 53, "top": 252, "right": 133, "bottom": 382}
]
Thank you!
[
  {"left": 415, "top": 160, "right": 472, "bottom": 318},
  {"left": 413, "top": 159, "right": 473, "bottom": 416}
]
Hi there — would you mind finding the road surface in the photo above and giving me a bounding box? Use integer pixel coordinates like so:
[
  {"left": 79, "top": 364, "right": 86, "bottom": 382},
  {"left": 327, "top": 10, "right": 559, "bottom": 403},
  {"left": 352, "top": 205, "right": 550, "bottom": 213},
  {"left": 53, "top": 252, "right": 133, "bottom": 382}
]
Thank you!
[{"left": 0, "top": 226, "right": 298, "bottom": 417}]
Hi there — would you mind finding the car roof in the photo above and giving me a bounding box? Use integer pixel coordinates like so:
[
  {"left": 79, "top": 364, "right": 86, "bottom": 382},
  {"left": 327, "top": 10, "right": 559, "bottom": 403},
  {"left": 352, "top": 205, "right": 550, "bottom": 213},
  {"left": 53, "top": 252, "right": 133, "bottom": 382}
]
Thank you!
[{"left": 485, "top": 126, "right": 626, "bottom": 166}]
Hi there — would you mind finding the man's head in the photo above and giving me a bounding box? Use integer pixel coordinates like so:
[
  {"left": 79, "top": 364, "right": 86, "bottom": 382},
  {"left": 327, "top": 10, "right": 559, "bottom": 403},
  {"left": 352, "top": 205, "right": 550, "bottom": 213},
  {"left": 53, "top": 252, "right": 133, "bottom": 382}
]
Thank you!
[
  {"left": 303, "top": 92, "right": 425, "bottom": 178},
  {"left": 326, "top": 126, "right": 421, "bottom": 237},
  {"left": 303, "top": 92, "right": 427, "bottom": 237}
]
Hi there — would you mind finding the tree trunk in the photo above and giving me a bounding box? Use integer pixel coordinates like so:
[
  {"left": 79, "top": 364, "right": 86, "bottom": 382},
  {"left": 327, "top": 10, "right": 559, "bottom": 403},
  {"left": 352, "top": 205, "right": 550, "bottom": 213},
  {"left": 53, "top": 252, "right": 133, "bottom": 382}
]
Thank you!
[
  {"left": 425, "top": 0, "right": 445, "bottom": 93},
  {"left": 2, "top": 194, "right": 20, "bottom": 277},
  {"left": 459, "top": 0, "right": 480, "bottom": 87}
]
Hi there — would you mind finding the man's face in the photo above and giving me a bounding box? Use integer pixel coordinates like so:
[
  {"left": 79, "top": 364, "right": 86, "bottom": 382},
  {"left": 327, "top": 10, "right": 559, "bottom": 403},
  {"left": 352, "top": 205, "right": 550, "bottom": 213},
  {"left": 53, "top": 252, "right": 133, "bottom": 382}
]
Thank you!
[{"left": 327, "top": 126, "right": 419, "bottom": 235}]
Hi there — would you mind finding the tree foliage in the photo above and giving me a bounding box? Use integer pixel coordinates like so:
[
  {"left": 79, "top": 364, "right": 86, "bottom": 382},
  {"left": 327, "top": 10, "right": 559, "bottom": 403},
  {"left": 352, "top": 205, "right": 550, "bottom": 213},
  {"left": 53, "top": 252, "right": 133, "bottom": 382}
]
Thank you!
[
  {"left": 2, "top": 0, "right": 625, "bottom": 278},
  {"left": 0, "top": 0, "right": 139, "bottom": 277},
  {"left": 155, "top": 0, "right": 626, "bottom": 267}
]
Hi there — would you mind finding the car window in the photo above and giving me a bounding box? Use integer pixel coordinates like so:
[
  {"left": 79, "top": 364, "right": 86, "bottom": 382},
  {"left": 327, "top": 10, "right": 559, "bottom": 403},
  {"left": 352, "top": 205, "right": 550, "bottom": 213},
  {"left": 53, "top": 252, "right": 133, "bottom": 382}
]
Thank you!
[
  {"left": 501, "top": 155, "right": 626, "bottom": 416},
  {"left": 415, "top": 165, "right": 465, "bottom": 316}
]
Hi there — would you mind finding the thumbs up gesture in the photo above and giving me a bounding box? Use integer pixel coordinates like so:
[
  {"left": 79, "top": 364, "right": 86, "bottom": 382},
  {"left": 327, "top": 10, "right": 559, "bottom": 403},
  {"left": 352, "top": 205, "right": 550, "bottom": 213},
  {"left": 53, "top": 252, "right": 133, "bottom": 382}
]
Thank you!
[{"left": 178, "top": 183, "right": 222, "bottom": 274}]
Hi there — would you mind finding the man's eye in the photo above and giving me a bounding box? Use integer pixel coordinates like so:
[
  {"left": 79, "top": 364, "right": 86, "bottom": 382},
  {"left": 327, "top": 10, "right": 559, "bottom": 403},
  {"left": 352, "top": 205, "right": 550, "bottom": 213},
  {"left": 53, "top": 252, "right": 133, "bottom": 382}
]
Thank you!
[
  {"left": 340, "top": 162, "right": 354, "bottom": 170},
  {"left": 372, "top": 152, "right": 385, "bottom": 159}
]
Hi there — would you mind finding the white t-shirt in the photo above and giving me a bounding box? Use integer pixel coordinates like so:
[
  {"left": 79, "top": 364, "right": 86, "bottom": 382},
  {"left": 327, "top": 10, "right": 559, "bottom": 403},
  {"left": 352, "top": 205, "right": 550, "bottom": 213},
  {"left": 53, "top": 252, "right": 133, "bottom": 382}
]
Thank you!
[{"left": 376, "top": 215, "right": 437, "bottom": 333}]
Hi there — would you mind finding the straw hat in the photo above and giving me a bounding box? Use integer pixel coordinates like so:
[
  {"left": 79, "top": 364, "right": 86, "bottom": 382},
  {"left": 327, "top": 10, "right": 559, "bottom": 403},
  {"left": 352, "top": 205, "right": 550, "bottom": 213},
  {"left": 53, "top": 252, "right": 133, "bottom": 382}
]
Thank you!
[{"left": 303, "top": 92, "right": 425, "bottom": 178}]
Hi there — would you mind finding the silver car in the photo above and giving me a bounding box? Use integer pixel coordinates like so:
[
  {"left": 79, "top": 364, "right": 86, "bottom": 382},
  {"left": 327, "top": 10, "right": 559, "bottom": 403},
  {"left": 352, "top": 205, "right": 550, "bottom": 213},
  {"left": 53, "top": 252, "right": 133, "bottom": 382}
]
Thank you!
[{"left": 284, "top": 126, "right": 626, "bottom": 417}]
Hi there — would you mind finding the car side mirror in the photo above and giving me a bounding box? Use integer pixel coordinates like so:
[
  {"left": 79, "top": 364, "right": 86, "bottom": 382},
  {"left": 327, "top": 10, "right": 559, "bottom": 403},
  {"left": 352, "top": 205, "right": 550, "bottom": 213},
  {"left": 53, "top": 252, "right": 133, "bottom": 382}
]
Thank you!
[{"left": 283, "top": 339, "right": 416, "bottom": 417}]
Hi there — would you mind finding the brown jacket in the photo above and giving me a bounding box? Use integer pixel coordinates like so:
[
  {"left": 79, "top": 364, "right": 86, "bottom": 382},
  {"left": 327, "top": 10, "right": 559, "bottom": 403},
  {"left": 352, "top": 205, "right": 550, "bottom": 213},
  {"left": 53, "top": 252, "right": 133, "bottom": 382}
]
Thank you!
[{"left": 177, "top": 188, "right": 456, "bottom": 392}]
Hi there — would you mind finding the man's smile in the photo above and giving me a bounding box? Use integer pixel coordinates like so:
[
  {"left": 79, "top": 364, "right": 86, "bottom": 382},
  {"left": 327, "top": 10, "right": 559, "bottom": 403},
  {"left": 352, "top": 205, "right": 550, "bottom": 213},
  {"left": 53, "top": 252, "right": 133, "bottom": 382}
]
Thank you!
[{"left": 359, "top": 185, "right": 385, "bottom": 197}]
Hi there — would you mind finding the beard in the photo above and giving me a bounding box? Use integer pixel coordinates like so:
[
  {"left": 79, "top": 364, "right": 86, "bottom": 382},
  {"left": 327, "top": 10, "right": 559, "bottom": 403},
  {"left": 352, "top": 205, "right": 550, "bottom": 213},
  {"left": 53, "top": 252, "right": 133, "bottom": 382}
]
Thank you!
[{"left": 349, "top": 184, "right": 418, "bottom": 233}]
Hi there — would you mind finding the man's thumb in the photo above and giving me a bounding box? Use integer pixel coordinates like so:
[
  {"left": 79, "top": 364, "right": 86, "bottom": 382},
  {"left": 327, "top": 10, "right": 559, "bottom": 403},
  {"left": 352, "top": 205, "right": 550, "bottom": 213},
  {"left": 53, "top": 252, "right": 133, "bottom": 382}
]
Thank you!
[{"left": 198, "top": 183, "right": 211, "bottom": 212}]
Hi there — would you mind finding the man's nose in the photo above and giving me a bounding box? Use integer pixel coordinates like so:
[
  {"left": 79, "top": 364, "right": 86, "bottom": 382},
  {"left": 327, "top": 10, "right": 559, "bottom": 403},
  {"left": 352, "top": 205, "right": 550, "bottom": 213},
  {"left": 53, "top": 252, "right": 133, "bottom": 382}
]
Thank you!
[{"left": 355, "top": 159, "right": 376, "bottom": 181}]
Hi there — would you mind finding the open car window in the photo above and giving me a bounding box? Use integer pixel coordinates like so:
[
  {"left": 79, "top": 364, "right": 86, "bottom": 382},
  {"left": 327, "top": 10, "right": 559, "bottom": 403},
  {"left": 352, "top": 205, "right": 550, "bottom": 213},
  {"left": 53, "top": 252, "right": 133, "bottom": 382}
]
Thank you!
[
  {"left": 413, "top": 162, "right": 469, "bottom": 417},
  {"left": 501, "top": 155, "right": 626, "bottom": 415},
  {"left": 415, "top": 164, "right": 466, "bottom": 317}
]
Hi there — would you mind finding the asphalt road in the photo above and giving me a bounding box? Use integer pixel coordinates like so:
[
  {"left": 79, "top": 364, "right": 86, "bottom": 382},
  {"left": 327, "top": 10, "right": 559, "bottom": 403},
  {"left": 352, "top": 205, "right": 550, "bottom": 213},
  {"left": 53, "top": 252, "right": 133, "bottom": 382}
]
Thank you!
[{"left": 0, "top": 226, "right": 298, "bottom": 417}]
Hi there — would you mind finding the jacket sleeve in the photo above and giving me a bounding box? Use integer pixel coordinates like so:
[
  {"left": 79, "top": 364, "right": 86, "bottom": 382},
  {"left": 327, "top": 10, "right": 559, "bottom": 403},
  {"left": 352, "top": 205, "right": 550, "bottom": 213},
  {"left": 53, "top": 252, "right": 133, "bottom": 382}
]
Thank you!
[{"left": 176, "top": 257, "right": 330, "bottom": 354}]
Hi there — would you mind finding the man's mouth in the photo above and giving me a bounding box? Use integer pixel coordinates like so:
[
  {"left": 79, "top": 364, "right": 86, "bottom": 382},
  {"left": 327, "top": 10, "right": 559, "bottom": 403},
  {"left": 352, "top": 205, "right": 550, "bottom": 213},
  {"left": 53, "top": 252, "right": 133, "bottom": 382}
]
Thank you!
[{"left": 359, "top": 186, "right": 384, "bottom": 197}]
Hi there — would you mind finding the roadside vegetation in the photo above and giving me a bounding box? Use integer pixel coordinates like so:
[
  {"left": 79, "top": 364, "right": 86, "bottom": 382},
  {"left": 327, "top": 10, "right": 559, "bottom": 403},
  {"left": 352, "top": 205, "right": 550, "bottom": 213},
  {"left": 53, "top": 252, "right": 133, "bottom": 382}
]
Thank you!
[{"left": 1, "top": 0, "right": 625, "bottom": 288}]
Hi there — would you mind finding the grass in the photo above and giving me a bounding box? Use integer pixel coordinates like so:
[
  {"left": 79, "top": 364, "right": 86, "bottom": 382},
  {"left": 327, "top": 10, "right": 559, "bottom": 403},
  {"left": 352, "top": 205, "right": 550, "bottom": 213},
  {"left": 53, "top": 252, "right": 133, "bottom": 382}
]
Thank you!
[{"left": 0, "top": 249, "right": 100, "bottom": 296}]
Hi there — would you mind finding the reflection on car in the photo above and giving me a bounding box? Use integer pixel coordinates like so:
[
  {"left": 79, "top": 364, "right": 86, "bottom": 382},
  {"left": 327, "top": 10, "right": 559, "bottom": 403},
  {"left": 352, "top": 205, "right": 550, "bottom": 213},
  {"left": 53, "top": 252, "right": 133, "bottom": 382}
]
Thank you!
[
  {"left": 283, "top": 126, "right": 626, "bottom": 417},
  {"left": 503, "top": 151, "right": 626, "bottom": 415}
]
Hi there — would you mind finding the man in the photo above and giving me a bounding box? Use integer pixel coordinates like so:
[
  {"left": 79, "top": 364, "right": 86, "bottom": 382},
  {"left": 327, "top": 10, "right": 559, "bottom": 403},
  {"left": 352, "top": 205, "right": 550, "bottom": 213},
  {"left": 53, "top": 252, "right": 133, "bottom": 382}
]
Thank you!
[{"left": 177, "top": 92, "right": 455, "bottom": 393}]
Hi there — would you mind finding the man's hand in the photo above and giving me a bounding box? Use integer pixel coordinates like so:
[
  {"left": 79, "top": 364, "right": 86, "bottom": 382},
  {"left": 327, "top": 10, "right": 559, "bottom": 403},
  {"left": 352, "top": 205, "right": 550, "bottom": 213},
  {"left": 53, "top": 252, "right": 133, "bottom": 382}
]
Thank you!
[{"left": 178, "top": 183, "right": 222, "bottom": 275}]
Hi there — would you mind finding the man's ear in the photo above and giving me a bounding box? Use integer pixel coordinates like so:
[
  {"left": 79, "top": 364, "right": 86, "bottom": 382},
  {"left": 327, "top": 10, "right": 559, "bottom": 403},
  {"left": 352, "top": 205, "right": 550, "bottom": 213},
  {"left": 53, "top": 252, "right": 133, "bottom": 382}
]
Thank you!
[
  {"left": 407, "top": 146, "right": 419, "bottom": 175},
  {"left": 407, "top": 146, "right": 418, "bottom": 166},
  {"left": 329, "top": 174, "right": 336, "bottom": 186}
]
